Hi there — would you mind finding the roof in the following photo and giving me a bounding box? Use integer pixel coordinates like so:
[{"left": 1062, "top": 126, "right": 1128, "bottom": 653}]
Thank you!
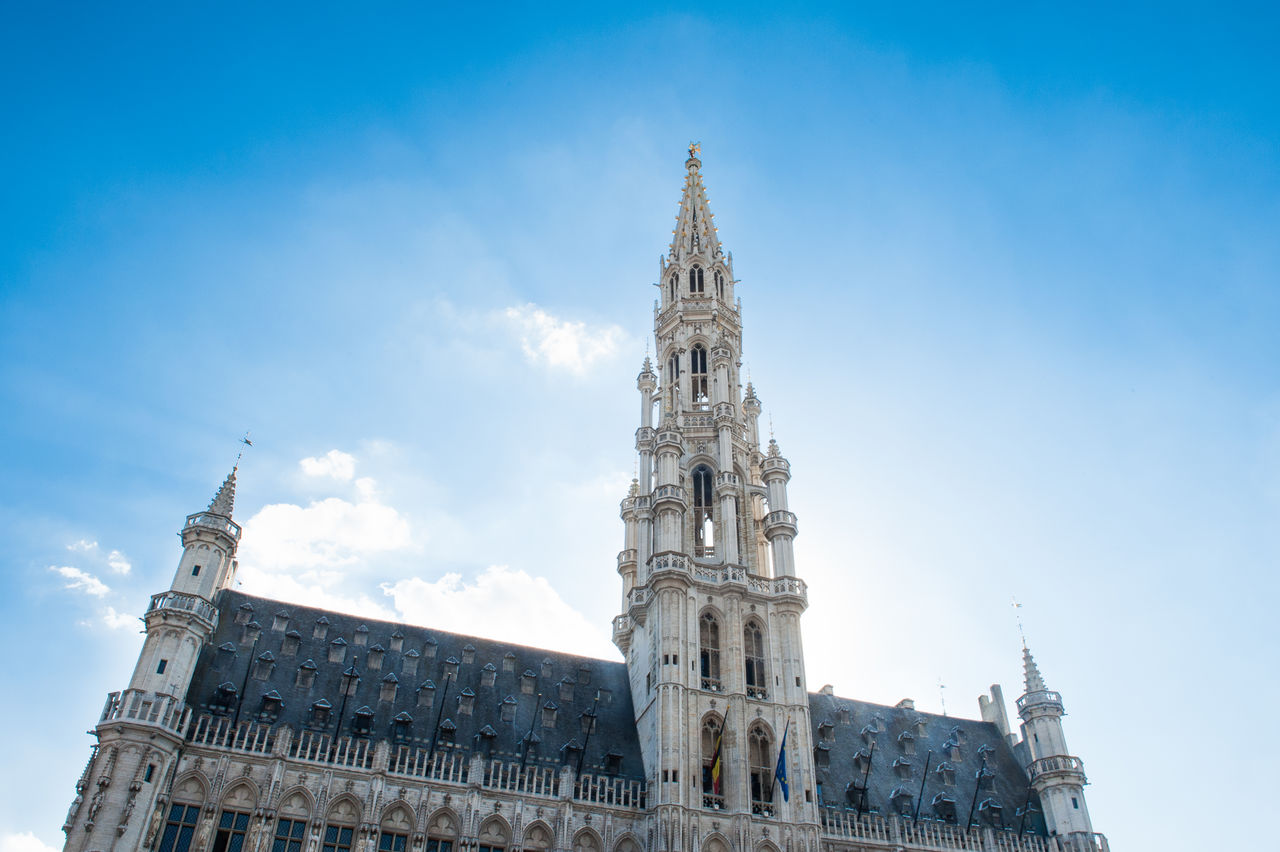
[{"left": 186, "top": 591, "right": 645, "bottom": 779}]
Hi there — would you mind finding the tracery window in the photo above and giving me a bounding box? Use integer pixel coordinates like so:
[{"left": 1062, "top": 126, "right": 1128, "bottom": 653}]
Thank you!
[
  {"left": 689, "top": 265, "right": 704, "bottom": 294},
  {"left": 272, "top": 820, "right": 306, "bottom": 852},
  {"left": 744, "top": 621, "right": 767, "bottom": 699},
  {"left": 211, "top": 811, "right": 251, "bottom": 852},
  {"left": 690, "top": 344, "right": 709, "bottom": 407},
  {"left": 692, "top": 466, "right": 715, "bottom": 557},
  {"left": 698, "top": 611, "right": 721, "bottom": 691},
  {"left": 666, "top": 354, "right": 680, "bottom": 412},
  {"left": 748, "top": 723, "right": 775, "bottom": 815},
  {"left": 701, "top": 714, "right": 724, "bottom": 809},
  {"left": 158, "top": 804, "right": 201, "bottom": 852}
]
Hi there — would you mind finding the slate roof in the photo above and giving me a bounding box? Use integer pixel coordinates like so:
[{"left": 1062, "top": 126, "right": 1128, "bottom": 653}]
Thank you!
[
  {"left": 188, "top": 591, "right": 1044, "bottom": 835},
  {"left": 807, "top": 691, "right": 1046, "bottom": 834},
  {"left": 186, "top": 591, "right": 645, "bottom": 779}
]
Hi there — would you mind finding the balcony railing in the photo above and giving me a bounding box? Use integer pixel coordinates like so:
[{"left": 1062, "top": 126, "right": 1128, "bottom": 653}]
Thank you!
[
  {"left": 1027, "top": 755, "right": 1087, "bottom": 782},
  {"left": 147, "top": 591, "right": 218, "bottom": 626},
  {"left": 818, "top": 806, "right": 1106, "bottom": 852},
  {"left": 187, "top": 714, "right": 273, "bottom": 754},
  {"left": 100, "top": 690, "right": 189, "bottom": 735},
  {"left": 1016, "top": 690, "right": 1063, "bottom": 711}
]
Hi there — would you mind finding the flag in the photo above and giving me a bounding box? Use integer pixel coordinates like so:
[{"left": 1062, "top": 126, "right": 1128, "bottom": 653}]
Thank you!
[
  {"left": 711, "top": 731, "right": 724, "bottom": 795},
  {"left": 775, "top": 719, "right": 790, "bottom": 802}
]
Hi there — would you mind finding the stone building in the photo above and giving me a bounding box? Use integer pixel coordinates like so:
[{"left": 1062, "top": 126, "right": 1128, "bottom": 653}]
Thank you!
[{"left": 61, "top": 149, "right": 1108, "bottom": 852}]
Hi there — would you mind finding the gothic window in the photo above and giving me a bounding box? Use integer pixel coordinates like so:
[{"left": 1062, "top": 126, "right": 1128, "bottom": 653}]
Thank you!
[
  {"left": 699, "top": 612, "right": 721, "bottom": 691},
  {"left": 692, "top": 466, "right": 715, "bottom": 557},
  {"left": 323, "top": 826, "right": 354, "bottom": 852},
  {"left": 158, "top": 804, "right": 201, "bottom": 852},
  {"left": 426, "top": 842, "right": 453, "bottom": 852},
  {"left": 689, "top": 265, "right": 704, "bottom": 294},
  {"left": 748, "top": 723, "right": 775, "bottom": 815},
  {"left": 744, "top": 621, "right": 767, "bottom": 699},
  {"left": 701, "top": 714, "right": 724, "bottom": 808},
  {"left": 669, "top": 274, "right": 677, "bottom": 302},
  {"left": 715, "top": 270, "right": 724, "bottom": 299},
  {"left": 272, "top": 820, "right": 306, "bottom": 852},
  {"left": 211, "top": 810, "right": 251, "bottom": 852},
  {"left": 690, "top": 344, "right": 709, "bottom": 405},
  {"left": 378, "top": 833, "right": 407, "bottom": 852},
  {"left": 666, "top": 353, "right": 680, "bottom": 412}
]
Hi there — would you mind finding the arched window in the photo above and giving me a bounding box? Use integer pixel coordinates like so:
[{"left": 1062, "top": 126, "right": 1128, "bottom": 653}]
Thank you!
[
  {"left": 669, "top": 274, "right": 677, "bottom": 302},
  {"left": 689, "top": 265, "right": 704, "bottom": 294},
  {"left": 748, "top": 723, "right": 775, "bottom": 815},
  {"left": 701, "top": 715, "right": 724, "bottom": 809},
  {"left": 690, "top": 344, "right": 708, "bottom": 407},
  {"left": 692, "top": 466, "right": 715, "bottom": 558},
  {"left": 744, "top": 621, "right": 767, "bottom": 699},
  {"left": 666, "top": 353, "right": 680, "bottom": 412},
  {"left": 715, "top": 270, "right": 724, "bottom": 299},
  {"left": 699, "top": 612, "right": 721, "bottom": 691}
]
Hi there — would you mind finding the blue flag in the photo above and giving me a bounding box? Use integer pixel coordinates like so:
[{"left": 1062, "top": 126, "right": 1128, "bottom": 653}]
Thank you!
[{"left": 775, "top": 719, "right": 790, "bottom": 802}]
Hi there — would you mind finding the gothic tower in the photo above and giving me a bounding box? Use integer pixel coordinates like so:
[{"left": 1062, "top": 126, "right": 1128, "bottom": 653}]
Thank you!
[
  {"left": 1017, "top": 645, "right": 1094, "bottom": 841},
  {"left": 63, "top": 469, "right": 242, "bottom": 852},
  {"left": 614, "top": 147, "right": 820, "bottom": 851}
]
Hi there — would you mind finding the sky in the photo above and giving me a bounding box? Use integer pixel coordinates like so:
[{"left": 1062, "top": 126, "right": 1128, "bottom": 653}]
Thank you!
[{"left": 1, "top": 3, "right": 1277, "bottom": 851}]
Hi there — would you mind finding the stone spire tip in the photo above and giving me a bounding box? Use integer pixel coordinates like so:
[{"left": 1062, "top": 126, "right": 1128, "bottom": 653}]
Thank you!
[
  {"left": 1022, "top": 644, "right": 1047, "bottom": 694},
  {"left": 208, "top": 466, "right": 237, "bottom": 518}
]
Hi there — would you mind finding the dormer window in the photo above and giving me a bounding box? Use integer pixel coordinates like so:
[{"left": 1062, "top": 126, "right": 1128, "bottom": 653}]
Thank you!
[
  {"left": 329, "top": 638, "right": 347, "bottom": 664},
  {"left": 818, "top": 720, "right": 834, "bottom": 742},
  {"left": 932, "top": 793, "right": 958, "bottom": 824},
  {"left": 943, "top": 737, "right": 961, "bottom": 762},
  {"left": 259, "top": 690, "right": 283, "bottom": 723},
  {"left": 559, "top": 677, "right": 575, "bottom": 702},
  {"left": 215, "top": 642, "right": 237, "bottom": 671},
  {"left": 380, "top": 673, "right": 398, "bottom": 703},
  {"left": 253, "top": 651, "right": 276, "bottom": 680},
  {"left": 814, "top": 744, "right": 831, "bottom": 767},
  {"left": 861, "top": 723, "right": 879, "bottom": 745},
  {"left": 313, "top": 616, "right": 329, "bottom": 640},
  {"left": 391, "top": 711, "right": 413, "bottom": 744},
  {"left": 542, "top": 701, "right": 558, "bottom": 728},
  {"left": 580, "top": 707, "right": 597, "bottom": 736},
  {"left": 577, "top": 664, "right": 591, "bottom": 684},
  {"left": 838, "top": 708, "right": 851, "bottom": 726},
  {"left": 438, "top": 718, "right": 456, "bottom": 744},
  {"left": 296, "top": 660, "right": 317, "bottom": 690},
  {"left": 389, "top": 631, "right": 404, "bottom": 653},
  {"left": 897, "top": 730, "right": 916, "bottom": 754},
  {"left": 424, "top": 637, "right": 438, "bottom": 659},
  {"left": 351, "top": 706, "right": 374, "bottom": 737},
  {"left": 890, "top": 787, "right": 913, "bottom": 817},
  {"left": 521, "top": 670, "right": 536, "bottom": 694},
  {"left": 309, "top": 699, "right": 332, "bottom": 728},
  {"left": 936, "top": 762, "right": 956, "bottom": 786},
  {"left": 893, "top": 756, "right": 912, "bottom": 778},
  {"left": 502, "top": 652, "right": 515, "bottom": 672},
  {"left": 210, "top": 682, "right": 237, "bottom": 716},
  {"left": 604, "top": 750, "right": 622, "bottom": 775},
  {"left": 282, "top": 630, "right": 302, "bottom": 657},
  {"left": 462, "top": 644, "right": 476, "bottom": 665},
  {"left": 241, "top": 621, "right": 261, "bottom": 645},
  {"left": 501, "top": 696, "right": 517, "bottom": 723},
  {"left": 978, "top": 798, "right": 1003, "bottom": 825},
  {"left": 353, "top": 625, "right": 369, "bottom": 647},
  {"left": 481, "top": 663, "right": 497, "bottom": 687},
  {"left": 367, "top": 645, "right": 385, "bottom": 671},
  {"left": 541, "top": 658, "right": 552, "bottom": 678},
  {"left": 457, "top": 688, "right": 475, "bottom": 716},
  {"left": 235, "top": 603, "right": 254, "bottom": 625},
  {"left": 272, "top": 611, "right": 289, "bottom": 632},
  {"left": 689, "top": 265, "right": 704, "bottom": 294},
  {"left": 403, "top": 649, "right": 420, "bottom": 677},
  {"left": 444, "top": 657, "right": 460, "bottom": 680},
  {"left": 416, "top": 681, "right": 435, "bottom": 709}
]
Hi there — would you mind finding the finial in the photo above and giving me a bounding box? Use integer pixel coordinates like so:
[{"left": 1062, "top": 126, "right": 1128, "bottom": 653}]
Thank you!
[
  {"left": 1022, "top": 645, "right": 1048, "bottom": 694},
  {"left": 938, "top": 677, "right": 948, "bottom": 717},
  {"left": 688, "top": 141, "right": 701, "bottom": 160},
  {"left": 769, "top": 413, "right": 775, "bottom": 441},
  {"left": 1012, "top": 597, "right": 1027, "bottom": 648},
  {"left": 208, "top": 466, "right": 238, "bottom": 518}
]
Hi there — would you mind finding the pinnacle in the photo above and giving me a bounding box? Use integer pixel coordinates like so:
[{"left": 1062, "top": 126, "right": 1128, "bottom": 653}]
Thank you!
[
  {"left": 1022, "top": 645, "right": 1047, "bottom": 694},
  {"left": 668, "top": 146, "right": 722, "bottom": 261},
  {"left": 208, "top": 466, "right": 237, "bottom": 518}
]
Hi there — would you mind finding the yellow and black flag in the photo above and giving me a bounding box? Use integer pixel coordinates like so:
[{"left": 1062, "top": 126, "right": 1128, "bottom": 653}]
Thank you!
[{"left": 711, "top": 731, "right": 724, "bottom": 795}]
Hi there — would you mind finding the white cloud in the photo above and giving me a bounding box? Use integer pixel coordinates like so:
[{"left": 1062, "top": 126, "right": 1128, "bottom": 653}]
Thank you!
[
  {"left": 1, "top": 832, "right": 59, "bottom": 852},
  {"left": 67, "top": 539, "right": 98, "bottom": 553},
  {"left": 300, "top": 449, "right": 357, "bottom": 481},
  {"left": 49, "top": 565, "right": 110, "bottom": 598},
  {"left": 502, "top": 303, "right": 624, "bottom": 375},
  {"left": 383, "top": 565, "right": 617, "bottom": 659},
  {"left": 106, "top": 549, "right": 132, "bottom": 575},
  {"left": 101, "top": 607, "right": 138, "bottom": 631}
]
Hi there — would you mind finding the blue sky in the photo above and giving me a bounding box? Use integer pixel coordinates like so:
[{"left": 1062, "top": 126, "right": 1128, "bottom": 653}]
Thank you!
[{"left": 2, "top": 4, "right": 1277, "bottom": 851}]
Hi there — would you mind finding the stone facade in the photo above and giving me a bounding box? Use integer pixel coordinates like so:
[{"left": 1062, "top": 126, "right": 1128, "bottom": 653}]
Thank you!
[{"left": 60, "top": 149, "right": 1109, "bottom": 852}]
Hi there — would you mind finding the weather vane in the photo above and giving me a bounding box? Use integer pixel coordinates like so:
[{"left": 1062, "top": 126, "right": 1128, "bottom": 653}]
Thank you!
[
  {"left": 938, "top": 677, "right": 947, "bottom": 717},
  {"left": 688, "top": 141, "right": 701, "bottom": 158},
  {"left": 235, "top": 431, "right": 253, "bottom": 467},
  {"left": 1012, "top": 596, "right": 1027, "bottom": 647}
]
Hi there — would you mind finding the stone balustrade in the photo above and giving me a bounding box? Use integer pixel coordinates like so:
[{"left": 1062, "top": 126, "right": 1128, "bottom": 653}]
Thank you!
[
  {"left": 1027, "top": 755, "right": 1087, "bottom": 783},
  {"left": 184, "top": 511, "right": 242, "bottom": 539},
  {"left": 1016, "top": 690, "right": 1063, "bottom": 711},
  {"left": 818, "top": 807, "right": 1106, "bottom": 852},
  {"left": 147, "top": 590, "right": 218, "bottom": 627},
  {"left": 99, "top": 689, "right": 190, "bottom": 736}
]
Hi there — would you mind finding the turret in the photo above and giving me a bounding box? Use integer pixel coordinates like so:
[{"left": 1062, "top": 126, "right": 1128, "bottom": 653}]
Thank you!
[
  {"left": 1017, "top": 644, "right": 1094, "bottom": 838},
  {"left": 761, "top": 439, "right": 799, "bottom": 577},
  {"left": 63, "top": 467, "right": 243, "bottom": 852}
]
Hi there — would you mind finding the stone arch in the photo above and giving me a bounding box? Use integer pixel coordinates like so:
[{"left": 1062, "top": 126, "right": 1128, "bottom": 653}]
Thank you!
[
  {"left": 325, "top": 794, "right": 362, "bottom": 826},
  {"left": 754, "top": 841, "right": 779, "bottom": 852},
  {"left": 572, "top": 827, "right": 602, "bottom": 852},
  {"left": 521, "top": 821, "right": 553, "bottom": 851},
  {"left": 220, "top": 779, "right": 259, "bottom": 811},
  {"left": 378, "top": 802, "right": 414, "bottom": 834},
  {"left": 703, "top": 834, "right": 732, "bottom": 852},
  {"left": 424, "top": 807, "right": 459, "bottom": 840},
  {"left": 612, "top": 835, "right": 642, "bottom": 852},
  {"left": 276, "top": 787, "right": 313, "bottom": 820},
  {"left": 171, "top": 771, "right": 210, "bottom": 804},
  {"left": 476, "top": 815, "right": 510, "bottom": 848}
]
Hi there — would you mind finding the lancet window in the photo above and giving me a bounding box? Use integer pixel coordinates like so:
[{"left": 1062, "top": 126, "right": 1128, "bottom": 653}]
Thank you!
[
  {"left": 699, "top": 611, "right": 721, "bottom": 691},
  {"left": 689, "top": 265, "right": 704, "bottom": 294},
  {"left": 748, "top": 723, "right": 775, "bottom": 815},
  {"left": 690, "top": 344, "right": 709, "bottom": 406},
  {"left": 701, "top": 714, "right": 724, "bottom": 809},
  {"left": 669, "top": 274, "right": 677, "bottom": 302},
  {"left": 666, "top": 354, "right": 680, "bottom": 412},
  {"left": 744, "top": 621, "right": 767, "bottom": 699},
  {"left": 692, "top": 466, "right": 715, "bottom": 557}
]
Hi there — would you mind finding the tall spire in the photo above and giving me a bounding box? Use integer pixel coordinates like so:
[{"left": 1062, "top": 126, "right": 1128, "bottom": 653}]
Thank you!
[
  {"left": 1022, "top": 644, "right": 1047, "bottom": 694},
  {"left": 668, "top": 142, "right": 723, "bottom": 261},
  {"left": 208, "top": 466, "right": 237, "bottom": 518}
]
